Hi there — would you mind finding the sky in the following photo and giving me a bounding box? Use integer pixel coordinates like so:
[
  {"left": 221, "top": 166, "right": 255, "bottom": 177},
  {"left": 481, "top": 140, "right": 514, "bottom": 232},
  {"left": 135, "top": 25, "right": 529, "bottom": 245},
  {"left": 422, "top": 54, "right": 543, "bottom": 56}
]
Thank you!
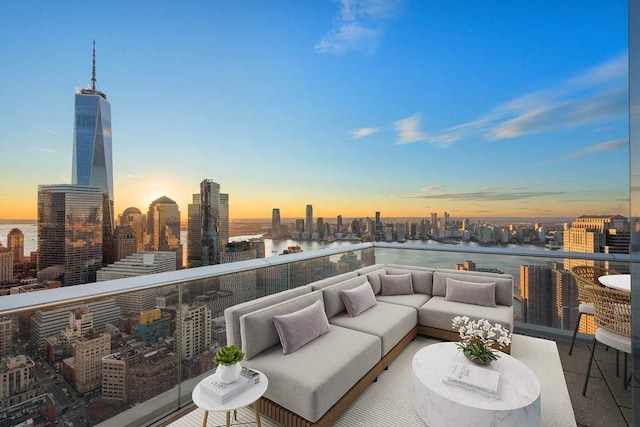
[{"left": 0, "top": 1, "right": 630, "bottom": 221}]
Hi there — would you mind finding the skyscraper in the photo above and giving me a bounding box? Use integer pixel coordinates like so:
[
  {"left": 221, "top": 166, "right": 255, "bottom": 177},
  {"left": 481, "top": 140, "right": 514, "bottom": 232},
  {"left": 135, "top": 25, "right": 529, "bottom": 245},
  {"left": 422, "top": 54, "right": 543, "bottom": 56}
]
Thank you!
[
  {"left": 271, "top": 208, "right": 281, "bottom": 238},
  {"left": 146, "top": 196, "right": 182, "bottom": 269},
  {"left": 200, "top": 179, "right": 229, "bottom": 266},
  {"left": 71, "top": 41, "right": 114, "bottom": 263},
  {"left": 37, "top": 184, "right": 103, "bottom": 286},
  {"left": 187, "top": 194, "right": 202, "bottom": 268},
  {"left": 306, "top": 204, "right": 313, "bottom": 233},
  {"left": 7, "top": 228, "right": 24, "bottom": 263},
  {"left": 563, "top": 215, "right": 630, "bottom": 271},
  {"left": 120, "top": 207, "right": 146, "bottom": 251}
]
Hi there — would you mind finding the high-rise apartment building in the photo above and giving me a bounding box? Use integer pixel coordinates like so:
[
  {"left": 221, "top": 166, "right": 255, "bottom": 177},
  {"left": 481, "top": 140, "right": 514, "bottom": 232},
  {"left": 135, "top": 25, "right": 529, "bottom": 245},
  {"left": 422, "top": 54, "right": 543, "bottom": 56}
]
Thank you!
[
  {"left": 316, "top": 218, "right": 324, "bottom": 239},
  {"left": 271, "top": 208, "right": 281, "bottom": 238},
  {"left": 37, "top": 184, "right": 103, "bottom": 286},
  {"left": 306, "top": 204, "right": 313, "bottom": 233},
  {"left": 200, "top": 179, "right": 229, "bottom": 266},
  {"left": 187, "top": 194, "right": 202, "bottom": 268},
  {"left": 563, "top": 215, "right": 630, "bottom": 271},
  {"left": 0, "top": 248, "right": 11, "bottom": 283},
  {"left": 146, "top": 196, "right": 182, "bottom": 269},
  {"left": 120, "top": 207, "right": 146, "bottom": 251},
  {"left": 7, "top": 229, "right": 24, "bottom": 263},
  {"left": 71, "top": 42, "right": 114, "bottom": 265},
  {"left": 219, "top": 193, "right": 229, "bottom": 250}
]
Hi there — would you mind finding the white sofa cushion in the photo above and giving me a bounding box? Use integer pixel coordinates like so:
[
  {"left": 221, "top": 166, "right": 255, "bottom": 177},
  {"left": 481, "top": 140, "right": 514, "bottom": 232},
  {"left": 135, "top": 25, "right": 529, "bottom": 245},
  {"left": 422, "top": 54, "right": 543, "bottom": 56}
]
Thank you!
[
  {"left": 376, "top": 293, "right": 431, "bottom": 309},
  {"left": 243, "top": 325, "right": 381, "bottom": 423},
  {"left": 329, "top": 301, "right": 417, "bottom": 356},
  {"left": 419, "top": 296, "right": 514, "bottom": 333}
]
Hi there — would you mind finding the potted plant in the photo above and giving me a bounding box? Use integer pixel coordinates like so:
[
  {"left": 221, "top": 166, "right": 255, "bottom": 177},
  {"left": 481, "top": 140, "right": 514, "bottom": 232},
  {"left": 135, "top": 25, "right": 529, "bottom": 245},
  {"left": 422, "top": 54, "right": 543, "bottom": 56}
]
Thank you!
[
  {"left": 452, "top": 316, "right": 511, "bottom": 365},
  {"left": 213, "top": 345, "right": 245, "bottom": 383}
]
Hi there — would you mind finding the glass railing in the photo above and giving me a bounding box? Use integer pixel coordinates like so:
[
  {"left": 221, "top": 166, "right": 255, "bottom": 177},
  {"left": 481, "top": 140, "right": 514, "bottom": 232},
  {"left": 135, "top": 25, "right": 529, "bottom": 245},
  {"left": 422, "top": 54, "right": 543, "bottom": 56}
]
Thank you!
[{"left": 0, "top": 242, "right": 628, "bottom": 426}]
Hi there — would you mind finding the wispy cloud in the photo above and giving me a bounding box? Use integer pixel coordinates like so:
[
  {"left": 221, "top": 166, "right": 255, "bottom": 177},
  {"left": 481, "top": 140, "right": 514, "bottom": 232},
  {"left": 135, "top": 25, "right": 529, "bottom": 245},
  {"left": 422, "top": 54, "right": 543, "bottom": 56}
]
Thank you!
[
  {"left": 43, "top": 128, "right": 59, "bottom": 135},
  {"left": 394, "top": 113, "right": 427, "bottom": 144},
  {"left": 401, "top": 185, "right": 566, "bottom": 202},
  {"left": 152, "top": 183, "right": 163, "bottom": 187},
  {"left": 31, "top": 147, "right": 58, "bottom": 154},
  {"left": 316, "top": 0, "right": 403, "bottom": 54},
  {"left": 349, "top": 127, "right": 379, "bottom": 139},
  {"left": 545, "top": 137, "right": 628, "bottom": 163},
  {"left": 419, "top": 53, "right": 628, "bottom": 146}
]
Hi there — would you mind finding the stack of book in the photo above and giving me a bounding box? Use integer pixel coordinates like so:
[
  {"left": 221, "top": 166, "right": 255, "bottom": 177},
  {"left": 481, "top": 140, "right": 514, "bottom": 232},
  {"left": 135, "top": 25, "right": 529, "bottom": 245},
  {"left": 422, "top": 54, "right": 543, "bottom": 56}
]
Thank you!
[
  {"left": 443, "top": 361, "right": 502, "bottom": 397},
  {"left": 200, "top": 367, "right": 261, "bottom": 404}
]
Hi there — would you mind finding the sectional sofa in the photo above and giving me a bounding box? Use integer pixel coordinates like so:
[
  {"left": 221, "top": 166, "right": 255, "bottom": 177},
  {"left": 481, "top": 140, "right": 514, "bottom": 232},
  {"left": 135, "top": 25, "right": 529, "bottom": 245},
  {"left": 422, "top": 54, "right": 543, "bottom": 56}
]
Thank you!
[{"left": 224, "top": 263, "right": 514, "bottom": 427}]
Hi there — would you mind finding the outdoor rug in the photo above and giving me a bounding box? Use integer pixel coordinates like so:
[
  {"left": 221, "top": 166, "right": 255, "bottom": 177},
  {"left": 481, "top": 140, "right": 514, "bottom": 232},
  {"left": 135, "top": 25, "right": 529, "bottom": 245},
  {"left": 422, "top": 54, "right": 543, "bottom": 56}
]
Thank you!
[{"left": 167, "top": 334, "right": 575, "bottom": 427}]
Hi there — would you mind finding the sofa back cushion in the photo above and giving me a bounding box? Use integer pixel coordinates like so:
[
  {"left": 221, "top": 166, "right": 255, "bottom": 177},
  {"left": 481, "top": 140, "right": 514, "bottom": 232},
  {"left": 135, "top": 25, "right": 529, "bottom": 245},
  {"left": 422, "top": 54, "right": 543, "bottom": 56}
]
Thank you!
[
  {"left": 273, "top": 299, "right": 331, "bottom": 354},
  {"left": 433, "top": 270, "right": 513, "bottom": 306},
  {"left": 379, "top": 273, "right": 414, "bottom": 296},
  {"left": 240, "top": 291, "right": 324, "bottom": 360},
  {"left": 362, "top": 269, "right": 386, "bottom": 294},
  {"left": 353, "top": 263, "right": 387, "bottom": 276},
  {"left": 308, "top": 271, "right": 358, "bottom": 291},
  {"left": 225, "top": 286, "right": 311, "bottom": 348},
  {"left": 321, "top": 275, "right": 369, "bottom": 318},
  {"left": 385, "top": 266, "right": 433, "bottom": 295}
]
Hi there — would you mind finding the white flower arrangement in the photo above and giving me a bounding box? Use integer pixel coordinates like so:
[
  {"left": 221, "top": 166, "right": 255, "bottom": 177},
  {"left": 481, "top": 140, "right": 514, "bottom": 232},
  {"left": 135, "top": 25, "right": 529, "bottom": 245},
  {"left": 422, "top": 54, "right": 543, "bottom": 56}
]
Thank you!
[{"left": 452, "top": 315, "right": 511, "bottom": 364}]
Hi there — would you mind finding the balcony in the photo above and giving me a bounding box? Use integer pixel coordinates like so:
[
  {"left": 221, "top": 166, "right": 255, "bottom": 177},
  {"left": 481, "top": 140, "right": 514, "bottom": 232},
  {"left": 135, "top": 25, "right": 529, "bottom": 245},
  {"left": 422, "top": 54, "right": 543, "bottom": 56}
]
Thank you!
[{"left": 0, "top": 243, "right": 634, "bottom": 427}]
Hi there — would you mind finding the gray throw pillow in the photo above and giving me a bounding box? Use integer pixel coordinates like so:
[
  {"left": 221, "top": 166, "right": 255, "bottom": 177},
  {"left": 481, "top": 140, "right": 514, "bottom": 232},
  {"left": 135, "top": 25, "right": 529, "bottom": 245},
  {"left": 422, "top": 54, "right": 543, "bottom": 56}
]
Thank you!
[
  {"left": 380, "top": 273, "right": 414, "bottom": 296},
  {"left": 445, "top": 278, "right": 496, "bottom": 307},
  {"left": 340, "top": 281, "right": 377, "bottom": 317},
  {"left": 272, "top": 299, "right": 331, "bottom": 354}
]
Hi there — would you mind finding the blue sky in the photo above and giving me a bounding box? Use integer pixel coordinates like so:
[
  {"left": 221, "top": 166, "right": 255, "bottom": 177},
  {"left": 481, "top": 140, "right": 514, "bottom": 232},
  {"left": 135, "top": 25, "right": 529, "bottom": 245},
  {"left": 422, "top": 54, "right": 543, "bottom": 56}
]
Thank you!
[{"left": 0, "top": 1, "right": 629, "bottom": 220}]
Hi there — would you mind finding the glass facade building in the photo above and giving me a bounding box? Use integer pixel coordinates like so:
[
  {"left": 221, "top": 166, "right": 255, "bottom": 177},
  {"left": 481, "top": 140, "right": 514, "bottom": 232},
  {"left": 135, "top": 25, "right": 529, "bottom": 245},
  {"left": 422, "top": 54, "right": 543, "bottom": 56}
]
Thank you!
[
  {"left": 36, "top": 184, "right": 103, "bottom": 286},
  {"left": 71, "top": 91, "right": 113, "bottom": 231},
  {"left": 200, "top": 179, "right": 229, "bottom": 266}
]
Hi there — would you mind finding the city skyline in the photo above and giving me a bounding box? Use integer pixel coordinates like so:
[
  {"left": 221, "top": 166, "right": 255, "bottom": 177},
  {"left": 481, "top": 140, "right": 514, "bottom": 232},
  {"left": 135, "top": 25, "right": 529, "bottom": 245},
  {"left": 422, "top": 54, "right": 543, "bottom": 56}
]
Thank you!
[{"left": 0, "top": 1, "right": 629, "bottom": 220}]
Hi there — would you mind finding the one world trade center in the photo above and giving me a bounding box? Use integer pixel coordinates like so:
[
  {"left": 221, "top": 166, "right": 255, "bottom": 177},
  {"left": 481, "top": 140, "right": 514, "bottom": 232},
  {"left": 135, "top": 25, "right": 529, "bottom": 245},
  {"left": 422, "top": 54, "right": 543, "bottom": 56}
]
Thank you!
[{"left": 71, "top": 41, "right": 114, "bottom": 262}]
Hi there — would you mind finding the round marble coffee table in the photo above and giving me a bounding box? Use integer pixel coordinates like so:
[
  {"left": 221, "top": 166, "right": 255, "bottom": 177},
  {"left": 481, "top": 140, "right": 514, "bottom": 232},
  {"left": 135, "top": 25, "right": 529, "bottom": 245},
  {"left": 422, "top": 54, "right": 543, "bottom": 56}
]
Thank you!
[{"left": 412, "top": 342, "right": 540, "bottom": 427}]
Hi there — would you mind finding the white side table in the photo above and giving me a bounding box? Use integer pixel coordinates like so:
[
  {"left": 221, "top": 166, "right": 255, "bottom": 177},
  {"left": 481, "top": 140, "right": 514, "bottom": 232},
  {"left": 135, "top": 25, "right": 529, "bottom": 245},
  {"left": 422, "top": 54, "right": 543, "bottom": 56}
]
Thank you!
[
  {"left": 192, "top": 369, "right": 268, "bottom": 427},
  {"left": 412, "top": 342, "right": 540, "bottom": 427}
]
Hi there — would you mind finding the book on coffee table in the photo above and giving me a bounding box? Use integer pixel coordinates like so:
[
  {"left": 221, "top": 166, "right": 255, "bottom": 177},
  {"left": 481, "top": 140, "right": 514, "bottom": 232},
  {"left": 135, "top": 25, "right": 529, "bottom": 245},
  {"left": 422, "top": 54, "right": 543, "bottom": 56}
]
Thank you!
[
  {"left": 443, "top": 361, "right": 501, "bottom": 397},
  {"left": 200, "top": 367, "right": 261, "bottom": 404}
]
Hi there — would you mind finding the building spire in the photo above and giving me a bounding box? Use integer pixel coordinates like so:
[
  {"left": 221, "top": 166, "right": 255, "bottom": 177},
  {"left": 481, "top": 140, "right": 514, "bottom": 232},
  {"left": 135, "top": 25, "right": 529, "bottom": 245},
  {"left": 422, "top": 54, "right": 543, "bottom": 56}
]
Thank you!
[{"left": 92, "top": 40, "right": 97, "bottom": 91}]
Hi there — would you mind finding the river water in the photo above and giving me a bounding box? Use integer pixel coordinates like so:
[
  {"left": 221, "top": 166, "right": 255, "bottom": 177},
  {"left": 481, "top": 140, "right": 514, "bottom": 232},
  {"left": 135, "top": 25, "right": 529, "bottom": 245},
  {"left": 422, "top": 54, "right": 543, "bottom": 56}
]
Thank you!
[{"left": 1, "top": 223, "right": 561, "bottom": 280}]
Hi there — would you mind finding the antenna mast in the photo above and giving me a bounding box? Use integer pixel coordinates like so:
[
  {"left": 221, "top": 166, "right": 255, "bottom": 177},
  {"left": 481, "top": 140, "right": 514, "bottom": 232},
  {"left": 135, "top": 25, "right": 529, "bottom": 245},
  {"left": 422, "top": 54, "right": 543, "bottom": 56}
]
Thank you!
[{"left": 91, "top": 40, "right": 96, "bottom": 91}]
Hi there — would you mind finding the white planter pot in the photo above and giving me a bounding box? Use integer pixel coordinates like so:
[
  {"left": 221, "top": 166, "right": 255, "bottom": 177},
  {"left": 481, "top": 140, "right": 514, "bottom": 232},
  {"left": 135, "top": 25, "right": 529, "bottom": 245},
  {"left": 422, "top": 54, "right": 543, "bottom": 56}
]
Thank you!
[{"left": 216, "top": 363, "right": 242, "bottom": 384}]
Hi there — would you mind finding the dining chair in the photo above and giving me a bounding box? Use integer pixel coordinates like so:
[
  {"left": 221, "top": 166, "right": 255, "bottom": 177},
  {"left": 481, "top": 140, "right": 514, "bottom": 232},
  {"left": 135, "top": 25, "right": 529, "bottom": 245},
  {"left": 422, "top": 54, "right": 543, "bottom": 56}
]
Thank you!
[
  {"left": 568, "top": 265, "right": 617, "bottom": 355},
  {"left": 581, "top": 284, "right": 631, "bottom": 396}
]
